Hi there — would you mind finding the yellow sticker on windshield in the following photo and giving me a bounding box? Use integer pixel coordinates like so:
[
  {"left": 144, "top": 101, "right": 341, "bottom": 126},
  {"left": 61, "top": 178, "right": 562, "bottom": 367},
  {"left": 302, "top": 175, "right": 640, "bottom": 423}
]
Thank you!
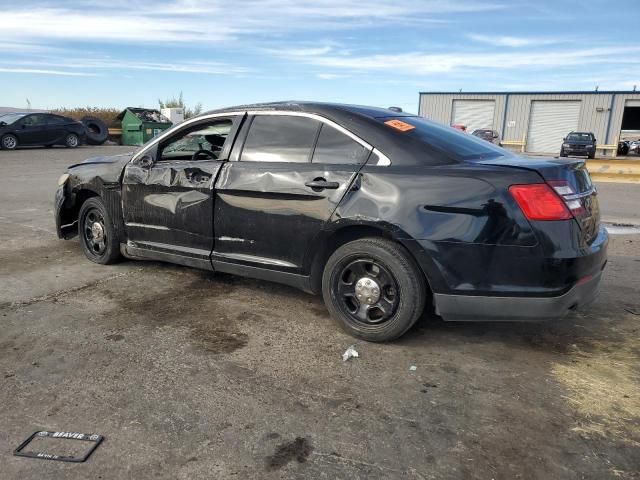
[{"left": 384, "top": 119, "right": 415, "bottom": 132}]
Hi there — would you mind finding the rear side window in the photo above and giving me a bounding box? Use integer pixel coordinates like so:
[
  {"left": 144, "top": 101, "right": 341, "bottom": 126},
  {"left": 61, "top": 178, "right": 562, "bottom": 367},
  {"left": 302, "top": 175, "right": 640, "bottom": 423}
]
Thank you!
[
  {"left": 47, "top": 115, "right": 68, "bottom": 124},
  {"left": 241, "top": 115, "right": 320, "bottom": 163},
  {"left": 379, "top": 116, "right": 505, "bottom": 161},
  {"left": 312, "top": 124, "right": 369, "bottom": 164}
]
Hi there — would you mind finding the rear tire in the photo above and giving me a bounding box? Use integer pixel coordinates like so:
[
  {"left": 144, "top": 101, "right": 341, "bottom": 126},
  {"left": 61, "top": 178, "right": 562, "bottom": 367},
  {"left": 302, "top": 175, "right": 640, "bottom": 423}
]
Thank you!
[
  {"left": 78, "top": 197, "right": 121, "bottom": 264},
  {"left": 1, "top": 134, "right": 18, "bottom": 150},
  {"left": 322, "top": 237, "right": 427, "bottom": 342},
  {"left": 65, "top": 133, "right": 79, "bottom": 148}
]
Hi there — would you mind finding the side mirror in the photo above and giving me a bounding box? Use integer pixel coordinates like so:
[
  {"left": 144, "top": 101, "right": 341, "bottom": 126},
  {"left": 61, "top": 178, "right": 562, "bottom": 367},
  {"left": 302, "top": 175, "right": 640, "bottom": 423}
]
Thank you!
[{"left": 134, "top": 154, "right": 154, "bottom": 168}]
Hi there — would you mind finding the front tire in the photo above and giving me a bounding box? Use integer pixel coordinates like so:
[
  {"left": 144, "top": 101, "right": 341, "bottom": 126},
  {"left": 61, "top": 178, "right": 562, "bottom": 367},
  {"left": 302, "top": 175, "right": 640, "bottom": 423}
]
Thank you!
[
  {"left": 322, "top": 238, "right": 427, "bottom": 342},
  {"left": 78, "top": 197, "right": 121, "bottom": 264},
  {"left": 65, "top": 133, "right": 80, "bottom": 148},
  {"left": 559, "top": 149, "right": 567, "bottom": 157},
  {"left": 1, "top": 134, "right": 18, "bottom": 150}
]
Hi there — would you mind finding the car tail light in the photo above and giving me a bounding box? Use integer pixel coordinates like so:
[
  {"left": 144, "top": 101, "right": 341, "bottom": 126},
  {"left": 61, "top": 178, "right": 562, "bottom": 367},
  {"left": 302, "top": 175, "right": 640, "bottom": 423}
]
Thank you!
[
  {"left": 546, "top": 180, "right": 588, "bottom": 216},
  {"left": 509, "top": 184, "right": 572, "bottom": 221}
]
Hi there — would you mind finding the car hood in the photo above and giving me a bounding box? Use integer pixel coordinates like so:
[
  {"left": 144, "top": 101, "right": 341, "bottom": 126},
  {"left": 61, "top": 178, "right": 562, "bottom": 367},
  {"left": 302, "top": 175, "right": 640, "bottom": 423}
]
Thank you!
[
  {"left": 68, "top": 152, "right": 135, "bottom": 169},
  {"left": 67, "top": 152, "right": 135, "bottom": 185}
]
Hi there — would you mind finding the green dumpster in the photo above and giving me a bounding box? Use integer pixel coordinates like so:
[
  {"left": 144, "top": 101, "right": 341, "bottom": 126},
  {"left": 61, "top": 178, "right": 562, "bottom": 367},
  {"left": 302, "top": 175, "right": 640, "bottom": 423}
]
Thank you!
[{"left": 117, "top": 108, "right": 172, "bottom": 146}]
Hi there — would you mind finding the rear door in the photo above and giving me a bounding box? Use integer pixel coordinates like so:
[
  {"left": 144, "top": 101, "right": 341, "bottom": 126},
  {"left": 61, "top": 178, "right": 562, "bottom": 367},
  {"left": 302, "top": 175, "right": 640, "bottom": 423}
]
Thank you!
[
  {"left": 122, "top": 115, "right": 241, "bottom": 258},
  {"left": 41, "top": 114, "right": 68, "bottom": 143},
  {"left": 213, "top": 113, "right": 371, "bottom": 273}
]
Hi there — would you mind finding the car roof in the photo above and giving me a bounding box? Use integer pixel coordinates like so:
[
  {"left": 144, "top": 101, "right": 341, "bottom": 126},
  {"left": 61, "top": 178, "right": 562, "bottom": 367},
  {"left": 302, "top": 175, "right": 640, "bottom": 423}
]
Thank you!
[{"left": 202, "top": 101, "right": 414, "bottom": 119}]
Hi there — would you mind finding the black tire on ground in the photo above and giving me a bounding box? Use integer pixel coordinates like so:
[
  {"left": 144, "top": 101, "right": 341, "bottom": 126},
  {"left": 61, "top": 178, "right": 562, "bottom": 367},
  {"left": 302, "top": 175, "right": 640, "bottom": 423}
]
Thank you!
[
  {"left": 588, "top": 151, "right": 595, "bottom": 159},
  {"left": 65, "top": 133, "right": 80, "bottom": 148},
  {"left": 322, "top": 237, "right": 427, "bottom": 342},
  {"left": 81, "top": 116, "right": 109, "bottom": 145},
  {"left": 1, "top": 134, "right": 18, "bottom": 150},
  {"left": 45, "top": 144, "right": 53, "bottom": 148},
  {"left": 559, "top": 150, "right": 567, "bottom": 157},
  {"left": 78, "top": 197, "right": 121, "bottom": 264}
]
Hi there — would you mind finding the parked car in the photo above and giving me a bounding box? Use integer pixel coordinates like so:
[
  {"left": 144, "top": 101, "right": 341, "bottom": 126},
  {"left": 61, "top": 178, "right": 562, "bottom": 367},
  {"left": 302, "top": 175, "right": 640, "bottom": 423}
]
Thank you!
[
  {"left": 54, "top": 102, "right": 607, "bottom": 342},
  {"left": 617, "top": 140, "right": 630, "bottom": 156},
  {"left": 472, "top": 128, "right": 501, "bottom": 145},
  {"left": 0, "top": 113, "right": 86, "bottom": 150},
  {"left": 560, "top": 132, "right": 596, "bottom": 159}
]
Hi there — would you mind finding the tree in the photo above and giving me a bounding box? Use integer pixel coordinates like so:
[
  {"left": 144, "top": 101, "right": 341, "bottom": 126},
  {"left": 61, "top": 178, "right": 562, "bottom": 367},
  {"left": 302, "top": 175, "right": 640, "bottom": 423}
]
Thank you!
[{"left": 158, "top": 92, "right": 203, "bottom": 119}]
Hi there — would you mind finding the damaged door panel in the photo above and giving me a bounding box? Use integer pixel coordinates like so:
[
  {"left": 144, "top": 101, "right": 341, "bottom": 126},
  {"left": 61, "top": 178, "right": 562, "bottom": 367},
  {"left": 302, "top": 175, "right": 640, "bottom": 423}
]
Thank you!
[
  {"left": 212, "top": 114, "right": 371, "bottom": 273},
  {"left": 122, "top": 115, "right": 241, "bottom": 260}
]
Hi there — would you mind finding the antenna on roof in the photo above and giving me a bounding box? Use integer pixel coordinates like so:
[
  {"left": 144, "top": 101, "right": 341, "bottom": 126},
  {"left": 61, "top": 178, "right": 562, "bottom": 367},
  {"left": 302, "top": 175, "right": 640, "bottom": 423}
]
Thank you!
[{"left": 388, "top": 106, "right": 403, "bottom": 112}]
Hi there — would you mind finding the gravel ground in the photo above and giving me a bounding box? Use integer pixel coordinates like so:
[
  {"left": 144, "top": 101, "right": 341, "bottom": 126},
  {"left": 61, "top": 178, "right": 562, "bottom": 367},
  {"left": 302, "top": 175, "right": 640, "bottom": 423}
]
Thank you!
[{"left": 0, "top": 146, "right": 638, "bottom": 479}]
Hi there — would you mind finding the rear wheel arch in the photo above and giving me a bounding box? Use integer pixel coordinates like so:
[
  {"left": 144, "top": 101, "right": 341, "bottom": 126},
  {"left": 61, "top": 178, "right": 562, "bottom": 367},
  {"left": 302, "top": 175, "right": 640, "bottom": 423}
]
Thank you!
[{"left": 308, "top": 224, "right": 433, "bottom": 297}]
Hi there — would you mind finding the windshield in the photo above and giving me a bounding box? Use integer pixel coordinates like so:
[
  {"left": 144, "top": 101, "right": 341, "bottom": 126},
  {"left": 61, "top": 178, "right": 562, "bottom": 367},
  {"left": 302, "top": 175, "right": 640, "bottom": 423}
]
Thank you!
[
  {"left": 379, "top": 116, "right": 506, "bottom": 161},
  {"left": 567, "top": 133, "right": 592, "bottom": 141},
  {"left": 0, "top": 113, "right": 27, "bottom": 125}
]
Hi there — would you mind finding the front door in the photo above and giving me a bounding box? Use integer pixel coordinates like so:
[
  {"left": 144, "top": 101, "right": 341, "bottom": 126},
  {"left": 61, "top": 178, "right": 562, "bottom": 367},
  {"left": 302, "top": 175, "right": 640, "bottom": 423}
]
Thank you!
[
  {"left": 16, "top": 114, "right": 49, "bottom": 145},
  {"left": 122, "top": 115, "right": 241, "bottom": 259},
  {"left": 213, "top": 114, "right": 371, "bottom": 273}
]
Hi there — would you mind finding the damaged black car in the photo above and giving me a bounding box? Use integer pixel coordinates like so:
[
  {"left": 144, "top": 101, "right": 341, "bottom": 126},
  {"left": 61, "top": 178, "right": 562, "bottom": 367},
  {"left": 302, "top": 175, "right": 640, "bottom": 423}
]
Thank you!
[{"left": 55, "top": 102, "right": 607, "bottom": 341}]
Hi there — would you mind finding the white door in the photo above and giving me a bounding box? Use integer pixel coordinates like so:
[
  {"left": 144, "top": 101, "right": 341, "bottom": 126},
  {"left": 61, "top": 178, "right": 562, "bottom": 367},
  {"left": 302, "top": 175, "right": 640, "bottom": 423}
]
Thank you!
[
  {"left": 527, "top": 101, "right": 581, "bottom": 154},
  {"left": 451, "top": 100, "right": 495, "bottom": 133}
]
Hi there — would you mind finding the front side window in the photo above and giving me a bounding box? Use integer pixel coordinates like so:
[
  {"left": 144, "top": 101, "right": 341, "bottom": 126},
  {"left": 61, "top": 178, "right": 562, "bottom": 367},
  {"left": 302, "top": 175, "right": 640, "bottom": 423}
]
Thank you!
[
  {"left": 312, "top": 124, "right": 370, "bottom": 164},
  {"left": 159, "top": 119, "right": 233, "bottom": 161},
  {"left": 241, "top": 115, "right": 320, "bottom": 163},
  {"left": 23, "top": 114, "right": 49, "bottom": 126}
]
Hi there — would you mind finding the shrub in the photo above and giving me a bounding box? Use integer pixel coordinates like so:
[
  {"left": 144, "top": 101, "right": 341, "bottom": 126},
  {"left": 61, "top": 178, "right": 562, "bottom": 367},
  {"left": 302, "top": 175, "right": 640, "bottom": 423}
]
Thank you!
[{"left": 52, "top": 107, "right": 121, "bottom": 127}]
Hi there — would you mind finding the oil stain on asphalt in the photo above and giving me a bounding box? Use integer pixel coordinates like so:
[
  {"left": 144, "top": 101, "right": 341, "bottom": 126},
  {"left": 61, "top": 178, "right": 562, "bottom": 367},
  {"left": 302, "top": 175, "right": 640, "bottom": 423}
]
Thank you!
[{"left": 266, "top": 437, "right": 313, "bottom": 471}]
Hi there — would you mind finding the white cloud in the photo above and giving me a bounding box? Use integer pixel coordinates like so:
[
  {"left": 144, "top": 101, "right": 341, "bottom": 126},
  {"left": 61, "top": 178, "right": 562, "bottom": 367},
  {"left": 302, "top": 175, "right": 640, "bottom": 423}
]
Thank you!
[
  {"left": 0, "top": 58, "right": 250, "bottom": 76},
  {"left": 0, "top": 1, "right": 508, "bottom": 45},
  {"left": 274, "top": 46, "right": 640, "bottom": 76},
  {"left": 0, "top": 67, "right": 97, "bottom": 76},
  {"left": 466, "top": 34, "right": 562, "bottom": 48},
  {"left": 316, "top": 73, "right": 349, "bottom": 80}
]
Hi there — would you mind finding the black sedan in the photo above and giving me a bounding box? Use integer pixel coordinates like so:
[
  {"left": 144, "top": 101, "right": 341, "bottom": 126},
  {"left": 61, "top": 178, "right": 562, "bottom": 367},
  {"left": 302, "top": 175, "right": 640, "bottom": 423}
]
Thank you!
[
  {"left": 0, "top": 112, "right": 86, "bottom": 150},
  {"left": 54, "top": 102, "right": 607, "bottom": 341}
]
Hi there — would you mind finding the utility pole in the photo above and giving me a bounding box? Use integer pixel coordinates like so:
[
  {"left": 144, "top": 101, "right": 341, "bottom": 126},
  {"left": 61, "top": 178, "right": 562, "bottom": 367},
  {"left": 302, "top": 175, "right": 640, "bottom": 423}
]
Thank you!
[{"left": 26, "top": 98, "right": 31, "bottom": 111}]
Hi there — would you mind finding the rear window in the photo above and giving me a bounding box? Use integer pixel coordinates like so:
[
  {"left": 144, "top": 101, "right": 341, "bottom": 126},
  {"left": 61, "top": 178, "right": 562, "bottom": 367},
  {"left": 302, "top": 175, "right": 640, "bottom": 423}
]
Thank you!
[
  {"left": 312, "top": 124, "right": 369, "bottom": 165},
  {"left": 379, "top": 116, "right": 506, "bottom": 161}
]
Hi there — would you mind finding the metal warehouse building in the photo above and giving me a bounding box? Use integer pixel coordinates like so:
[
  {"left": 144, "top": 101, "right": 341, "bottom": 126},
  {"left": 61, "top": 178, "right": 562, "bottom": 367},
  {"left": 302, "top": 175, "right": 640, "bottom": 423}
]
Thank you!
[{"left": 418, "top": 91, "right": 640, "bottom": 155}]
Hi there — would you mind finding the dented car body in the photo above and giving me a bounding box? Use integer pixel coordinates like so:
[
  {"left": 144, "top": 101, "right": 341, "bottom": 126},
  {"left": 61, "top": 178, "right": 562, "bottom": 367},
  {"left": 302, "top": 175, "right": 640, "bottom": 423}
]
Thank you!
[{"left": 55, "top": 102, "right": 608, "bottom": 341}]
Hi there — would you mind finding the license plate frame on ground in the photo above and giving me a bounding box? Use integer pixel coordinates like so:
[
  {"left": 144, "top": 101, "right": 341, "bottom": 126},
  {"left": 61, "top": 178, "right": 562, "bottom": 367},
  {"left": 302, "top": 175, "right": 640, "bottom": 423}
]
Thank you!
[{"left": 14, "top": 430, "right": 104, "bottom": 463}]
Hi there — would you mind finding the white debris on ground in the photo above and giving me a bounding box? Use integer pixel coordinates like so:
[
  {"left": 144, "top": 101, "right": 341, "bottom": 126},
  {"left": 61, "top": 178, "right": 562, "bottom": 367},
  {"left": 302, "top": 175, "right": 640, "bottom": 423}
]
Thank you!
[
  {"left": 409, "top": 365, "right": 417, "bottom": 371},
  {"left": 342, "top": 345, "right": 359, "bottom": 362}
]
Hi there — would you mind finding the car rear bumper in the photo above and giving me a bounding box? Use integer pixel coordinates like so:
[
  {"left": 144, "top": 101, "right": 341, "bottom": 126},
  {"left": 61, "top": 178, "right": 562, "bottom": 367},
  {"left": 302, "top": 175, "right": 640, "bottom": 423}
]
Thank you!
[{"left": 433, "top": 268, "right": 604, "bottom": 322}]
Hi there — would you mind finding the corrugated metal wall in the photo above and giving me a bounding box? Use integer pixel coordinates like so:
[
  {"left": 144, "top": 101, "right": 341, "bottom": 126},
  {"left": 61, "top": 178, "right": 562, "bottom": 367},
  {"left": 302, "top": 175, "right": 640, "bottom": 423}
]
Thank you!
[{"left": 419, "top": 91, "right": 640, "bottom": 147}]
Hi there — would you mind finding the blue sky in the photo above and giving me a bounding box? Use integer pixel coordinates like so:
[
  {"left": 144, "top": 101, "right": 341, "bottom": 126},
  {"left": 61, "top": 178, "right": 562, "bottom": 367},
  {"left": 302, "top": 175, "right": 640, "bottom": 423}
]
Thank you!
[{"left": 1, "top": 0, "right": 639, "bottom": 113}]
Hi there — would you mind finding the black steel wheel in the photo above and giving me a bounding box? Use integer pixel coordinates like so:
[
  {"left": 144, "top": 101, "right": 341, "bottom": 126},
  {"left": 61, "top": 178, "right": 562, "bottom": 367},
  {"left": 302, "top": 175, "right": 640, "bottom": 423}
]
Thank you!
[
  {"left": 78, "top": 197, "right": 121, "bottom": 264},
  {"left": 322, "top": 237, "right": 427, "bottom": 342}
]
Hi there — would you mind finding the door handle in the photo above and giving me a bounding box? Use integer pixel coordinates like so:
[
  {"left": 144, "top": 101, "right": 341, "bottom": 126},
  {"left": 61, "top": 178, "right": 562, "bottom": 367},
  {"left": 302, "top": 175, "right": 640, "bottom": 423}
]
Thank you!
[{"left": 305, "top": 178, "right": 340, "bottom": 190}]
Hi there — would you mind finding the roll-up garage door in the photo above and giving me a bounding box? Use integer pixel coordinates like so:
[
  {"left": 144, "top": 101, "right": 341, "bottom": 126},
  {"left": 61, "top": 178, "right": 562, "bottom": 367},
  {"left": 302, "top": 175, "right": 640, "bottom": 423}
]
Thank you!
[
  {"left": 526, "top": 101, "right": 581, "bottom": 154},
  {"left": 451, "top": 100, "right": 495, "bottom": 133}
]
